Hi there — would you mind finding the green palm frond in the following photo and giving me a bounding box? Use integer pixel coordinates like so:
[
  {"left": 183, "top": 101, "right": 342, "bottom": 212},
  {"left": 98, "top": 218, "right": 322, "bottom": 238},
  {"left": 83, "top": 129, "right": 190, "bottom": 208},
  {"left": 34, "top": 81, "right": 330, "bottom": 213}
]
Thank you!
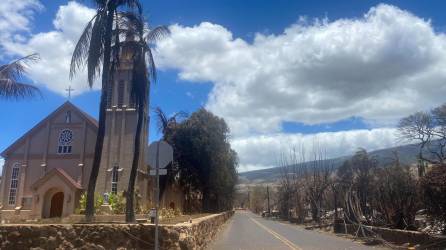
[
  {"left": 0, "top": 54, "right": 39, "bottom": 79},
  {"left": 70, "top": 14, "right": 97, "bottom": 81},
  {"left": 145, "top": 26, "right": 170, "bottom": 44},
  {"left": 87, "top": 11, "right": 108, "bottom": 87},
  {"left": 129, "top": 48, "right": 149, "bottom": 106},
  {"left": 145, "top": 47, "right": 157, "bottom": 82},
  {"left": 0, "top": 79, "right": 40, "bottom": 99},
  {"left": 117, "top": 0, "right": 142, "bottom": 14},
  {"left": 154, "top": 107, "right": 169, "bottom": 133},
  {"left": 0, "top": 54, "right": 41, "bottom": 99},
  {"left": 145, "top": 26, "right": 170, "bottom": 82},
  {"left": 117, "top": 11, "right": 144, "bottom": 38}
]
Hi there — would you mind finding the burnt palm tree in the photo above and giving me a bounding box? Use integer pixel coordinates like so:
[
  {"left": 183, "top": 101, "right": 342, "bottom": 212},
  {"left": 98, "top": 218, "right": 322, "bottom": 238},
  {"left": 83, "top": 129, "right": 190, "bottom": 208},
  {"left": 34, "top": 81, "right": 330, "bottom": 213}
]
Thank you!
[
  {"left": 153, "top": 107, "right": 187, "bottom": 199},
  {"left": 69, "top": 0, "right": 142, "bottom": 222},
  {"left": 154, "top": 107, "right": 187, "bottom": 138},
  {"left": 0, "top": 54, "right": 40, "bottom": 99},
  {"left": 123, "top": 13, "right": 169, "bottom": 223}
]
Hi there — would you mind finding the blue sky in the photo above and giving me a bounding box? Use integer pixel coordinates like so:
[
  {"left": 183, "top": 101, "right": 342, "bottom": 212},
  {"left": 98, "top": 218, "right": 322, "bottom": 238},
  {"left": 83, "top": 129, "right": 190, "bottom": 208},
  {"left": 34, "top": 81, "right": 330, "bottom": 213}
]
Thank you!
[{"left": 2, "top": 0, "right": 446, "bottom": 171}]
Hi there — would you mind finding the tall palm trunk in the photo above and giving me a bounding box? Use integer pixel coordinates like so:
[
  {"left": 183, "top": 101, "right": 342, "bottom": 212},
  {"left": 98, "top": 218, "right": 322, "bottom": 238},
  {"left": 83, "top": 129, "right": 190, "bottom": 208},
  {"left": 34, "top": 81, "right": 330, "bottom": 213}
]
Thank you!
[
  {"left": 126, "top": 101, "right": 144, "bottom": 223},
  {"left": 122, "top": 15, "right": 169, "bottom": 223},
  {"left": 85, "top": 8, "right": 114, "bottom": 222}
]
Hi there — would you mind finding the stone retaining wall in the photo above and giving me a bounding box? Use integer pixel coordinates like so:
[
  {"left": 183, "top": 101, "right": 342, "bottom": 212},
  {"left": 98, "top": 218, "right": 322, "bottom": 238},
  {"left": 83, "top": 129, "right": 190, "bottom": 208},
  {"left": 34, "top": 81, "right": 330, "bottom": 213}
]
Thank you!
[
  {"left": 334, "top": 222, "right": 446, "bottom": 246},
  {"left": 63, "top": 214, "right": 148, "bottom": 223},
  {"left": 0, "top": 211, "right": 234, "bottom": 250}
]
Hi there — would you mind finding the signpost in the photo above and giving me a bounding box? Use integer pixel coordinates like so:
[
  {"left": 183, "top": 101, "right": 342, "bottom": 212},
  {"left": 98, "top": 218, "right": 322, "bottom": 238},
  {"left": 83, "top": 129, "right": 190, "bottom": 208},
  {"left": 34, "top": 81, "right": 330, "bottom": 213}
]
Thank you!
[{"left": 145, "top": 140, "right": 173, "bottom": 250}]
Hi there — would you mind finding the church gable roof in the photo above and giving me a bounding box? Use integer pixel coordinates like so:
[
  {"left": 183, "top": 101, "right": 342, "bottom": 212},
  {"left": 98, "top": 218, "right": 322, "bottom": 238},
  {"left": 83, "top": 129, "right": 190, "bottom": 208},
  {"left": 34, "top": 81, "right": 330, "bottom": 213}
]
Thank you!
[
  {"left": 1, "top": 101, "right": 98, "bottom": 157},
  {"left": 30, "top": 168, "right": 82, "bottom": 190}
]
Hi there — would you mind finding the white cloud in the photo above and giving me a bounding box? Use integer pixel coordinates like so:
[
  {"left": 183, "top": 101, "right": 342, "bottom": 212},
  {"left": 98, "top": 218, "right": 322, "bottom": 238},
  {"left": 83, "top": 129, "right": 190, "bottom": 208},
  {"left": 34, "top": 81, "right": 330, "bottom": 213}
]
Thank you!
[
  {"left": 156, "top": 4, "right": 446, "bottom": 136},
  {"left": 1, "top": 2, "right": 439, "bottom": 172},
  {"left": 0, "top": 0, "right": 43, "bottom": 54},
  {"left": 231, "top": 128, "right": 400, "bottom": 172},
  {"left": 1, "top": 1, "right": 97, "bottom": 95}
]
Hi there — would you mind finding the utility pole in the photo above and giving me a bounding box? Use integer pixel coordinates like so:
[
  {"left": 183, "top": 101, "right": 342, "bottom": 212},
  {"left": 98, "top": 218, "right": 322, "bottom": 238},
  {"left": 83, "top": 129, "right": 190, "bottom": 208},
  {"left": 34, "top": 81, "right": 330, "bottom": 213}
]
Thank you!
[
  {"left": 267, "top": 185, "right": 270, "bottom": 215},
  {"left": 146, "top": 141, "right": 172, "bottom": 250},
  {"left": 155, "top": 141, "right": 160, "bottom": 250},
  {"left": 247, "top": 187, "right": 250, "bottom": 211}
]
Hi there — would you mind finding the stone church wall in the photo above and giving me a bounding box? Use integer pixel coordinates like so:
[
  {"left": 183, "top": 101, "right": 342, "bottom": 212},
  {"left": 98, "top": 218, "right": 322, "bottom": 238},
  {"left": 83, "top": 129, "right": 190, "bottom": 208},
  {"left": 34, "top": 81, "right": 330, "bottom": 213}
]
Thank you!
[{"left": 0, "top": 210, "right": 234, "bottom": 250}]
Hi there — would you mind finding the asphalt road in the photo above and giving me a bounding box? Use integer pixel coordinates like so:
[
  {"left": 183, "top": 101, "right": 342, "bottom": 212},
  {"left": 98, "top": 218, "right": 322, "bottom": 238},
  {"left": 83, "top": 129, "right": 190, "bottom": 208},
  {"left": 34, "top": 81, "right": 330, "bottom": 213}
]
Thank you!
[{"left": 209, "top": 211, "right": 385, "bottom": 250}]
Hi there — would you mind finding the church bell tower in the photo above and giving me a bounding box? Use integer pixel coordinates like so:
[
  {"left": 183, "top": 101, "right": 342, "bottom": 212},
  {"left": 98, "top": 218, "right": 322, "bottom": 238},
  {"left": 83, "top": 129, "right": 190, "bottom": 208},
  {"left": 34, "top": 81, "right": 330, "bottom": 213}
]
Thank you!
[{"left": 96, "top": 43, "right": 150, "bottom": 203}]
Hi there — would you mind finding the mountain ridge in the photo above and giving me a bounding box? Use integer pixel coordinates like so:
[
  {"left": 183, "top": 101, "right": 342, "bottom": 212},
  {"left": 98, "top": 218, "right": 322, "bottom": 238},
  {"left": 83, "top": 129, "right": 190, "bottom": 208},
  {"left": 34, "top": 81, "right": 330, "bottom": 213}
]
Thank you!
[{"left": 238, "top": 142, "right": 420, "bottom": 184}]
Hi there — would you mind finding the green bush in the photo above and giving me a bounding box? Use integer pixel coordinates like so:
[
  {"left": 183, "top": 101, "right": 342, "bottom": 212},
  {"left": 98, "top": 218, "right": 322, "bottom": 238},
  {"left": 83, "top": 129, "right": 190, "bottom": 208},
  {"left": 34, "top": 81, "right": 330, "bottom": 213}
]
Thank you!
[
  {"left": 77, "top": 192, "right": 104, "bottom": 214},
  {"left": 109, "top": 192, "right": 125, "bottom": 214},
  {"left": 96, "top": 193, "right": 104, "bottom": 210},
  {"left": 159, "top": 208, "right": 182, "bottom": 218},
  {"left": 174, "top": 208, "right": 182, "bottom": 216},
  {"left": 78, "top": 193, "right": 86, "bottom": 214},
  {"left": 159, "top": 208, "right": 174, "bottom": 219}
]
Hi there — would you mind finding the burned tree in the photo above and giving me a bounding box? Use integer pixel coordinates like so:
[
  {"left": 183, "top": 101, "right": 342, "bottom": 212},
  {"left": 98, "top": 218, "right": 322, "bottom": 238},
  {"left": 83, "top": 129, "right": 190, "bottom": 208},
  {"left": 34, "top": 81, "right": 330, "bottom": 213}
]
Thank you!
[
  {"left": 421, "top": 166, "right": 446, "bottom": 234},
  {"left": 304, "top": 150, "right": 332, "bottom": 223},
  {"left": 373, "top": 165, "right": 420, "bottom": 230},
  {"left": 338, "top": 149, "right": 377, "bottom": 223},
  {"left": 398, "top": 104, "right": 446, "bottom": 175},
  {"left": 277, "top": 151, "right": 298, "bottom": 220},
  {"left": 277, "top": 145, "right": 333, "bottom": 223}
]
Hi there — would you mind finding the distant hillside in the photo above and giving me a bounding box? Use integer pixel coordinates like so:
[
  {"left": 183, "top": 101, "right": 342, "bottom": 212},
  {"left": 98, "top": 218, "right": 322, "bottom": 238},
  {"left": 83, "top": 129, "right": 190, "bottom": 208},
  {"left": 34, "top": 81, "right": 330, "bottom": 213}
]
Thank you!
[{"left": 238, "top": 143, "right": 420, "bottom": 184}]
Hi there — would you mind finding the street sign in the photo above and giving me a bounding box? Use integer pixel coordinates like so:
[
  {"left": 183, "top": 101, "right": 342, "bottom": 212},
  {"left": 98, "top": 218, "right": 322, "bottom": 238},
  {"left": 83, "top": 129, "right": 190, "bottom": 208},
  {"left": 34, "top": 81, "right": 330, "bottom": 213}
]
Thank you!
[
  {"left": 144, "top": 140, "right": 173, "bottom": 250},
  {"left": 149, "top": 169, "right": 167, "bottom": 175},
  {"left": 145, "top": 140, "right": 173, "bottom": 169}
]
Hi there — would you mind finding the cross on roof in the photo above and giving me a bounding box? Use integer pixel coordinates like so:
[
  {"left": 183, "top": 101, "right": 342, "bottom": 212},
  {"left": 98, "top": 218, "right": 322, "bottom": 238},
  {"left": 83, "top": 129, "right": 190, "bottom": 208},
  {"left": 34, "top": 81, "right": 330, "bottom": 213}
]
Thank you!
[{"left": 65, "top": 86, "right": 74, "bottom": 99}]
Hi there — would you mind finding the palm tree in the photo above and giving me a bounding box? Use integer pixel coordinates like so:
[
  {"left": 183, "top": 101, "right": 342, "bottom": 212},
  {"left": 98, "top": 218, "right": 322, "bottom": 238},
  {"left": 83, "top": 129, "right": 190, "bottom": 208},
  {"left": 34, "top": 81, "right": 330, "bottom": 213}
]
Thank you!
[
  {"left": 70, "top": 0, "right": 142, "bottom": 222},
  {"left": 153, "top": 107, "right": 187, "bottom": 201},
  {"left": 154, "top": 107, "right": 187, "bottom": 138},
  {"left": 123, "top": 13, "right": 169, "bottom": 223},
  {"left": 0, "top": 54, "right": 40, "bottom": 99}
]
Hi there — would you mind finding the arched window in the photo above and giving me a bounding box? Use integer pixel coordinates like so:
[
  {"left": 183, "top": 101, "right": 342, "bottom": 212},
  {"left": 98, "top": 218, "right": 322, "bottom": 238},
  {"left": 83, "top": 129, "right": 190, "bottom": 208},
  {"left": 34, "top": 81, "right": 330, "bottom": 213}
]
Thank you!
[
  {"left": 111, "top": 165, "right": 119, "bottom": 194},
  {"left": 58, "top": 129, "right": 73, "bottom": 154},
  {"left": 65, "top": 111, "right": 71, "bottom": 123},
  {"left": 8, "top": 163, "right": 20, "bottom": 205}
]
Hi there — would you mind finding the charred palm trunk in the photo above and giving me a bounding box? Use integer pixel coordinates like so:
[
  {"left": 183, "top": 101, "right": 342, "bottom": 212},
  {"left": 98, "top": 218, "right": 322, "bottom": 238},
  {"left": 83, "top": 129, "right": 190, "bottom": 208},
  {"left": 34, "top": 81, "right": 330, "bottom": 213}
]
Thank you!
[
  {"left": 202, "top": 189, "right": 210, "bottom": 212},
  {"left": 334, "top": 188, "right": 338, "bottom": 221},
  {"left": 126, "top": 95, "right": 144, "bottom": 223},
  {"left": 310, "top": 199, "right": 319, "bottom": 222},
  {"left": 85, "top": 8, "right": 114, "bottom": 222}
]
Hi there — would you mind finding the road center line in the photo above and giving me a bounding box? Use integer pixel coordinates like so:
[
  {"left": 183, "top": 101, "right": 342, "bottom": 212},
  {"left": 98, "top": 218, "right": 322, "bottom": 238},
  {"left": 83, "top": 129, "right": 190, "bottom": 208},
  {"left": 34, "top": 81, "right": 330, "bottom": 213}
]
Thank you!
[{"left": 249, "top": 217, "right": 303, "bottom": 250}]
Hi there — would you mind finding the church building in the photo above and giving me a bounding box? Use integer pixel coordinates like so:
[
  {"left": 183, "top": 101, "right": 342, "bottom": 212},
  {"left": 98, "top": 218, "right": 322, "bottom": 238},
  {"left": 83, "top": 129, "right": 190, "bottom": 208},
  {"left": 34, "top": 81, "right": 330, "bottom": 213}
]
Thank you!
[
  {"left": 0, "top": 101, "right": 99, "bottom": 219},
  {"left": 0, "top": 45, "right": 182, "bottom": 220}
]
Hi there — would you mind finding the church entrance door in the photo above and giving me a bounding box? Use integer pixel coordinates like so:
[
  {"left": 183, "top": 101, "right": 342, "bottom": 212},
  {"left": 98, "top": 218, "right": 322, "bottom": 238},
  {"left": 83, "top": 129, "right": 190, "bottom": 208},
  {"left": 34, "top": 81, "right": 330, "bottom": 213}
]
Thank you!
[{"left": 49, "top": 192, "right": 64, "bottom": 217}]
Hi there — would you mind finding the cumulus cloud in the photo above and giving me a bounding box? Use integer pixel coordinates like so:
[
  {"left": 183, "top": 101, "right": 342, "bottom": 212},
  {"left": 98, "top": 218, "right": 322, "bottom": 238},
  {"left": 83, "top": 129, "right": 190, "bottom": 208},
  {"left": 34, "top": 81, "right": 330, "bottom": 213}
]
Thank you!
[
  {"left": 1, "top": 2, "right": 440, "bottom": 172},
  {"left": 0, "top": 0, "right": 43, "bottom": 54},
  {"left": 156, "top": 4, "right": 446, "bottom": 135},
  {"left": 1, "top": 1, "right": 96, "bottom": 95},
  {"left": 231, "top": 127, "right": 401, "bottom": 172}
]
